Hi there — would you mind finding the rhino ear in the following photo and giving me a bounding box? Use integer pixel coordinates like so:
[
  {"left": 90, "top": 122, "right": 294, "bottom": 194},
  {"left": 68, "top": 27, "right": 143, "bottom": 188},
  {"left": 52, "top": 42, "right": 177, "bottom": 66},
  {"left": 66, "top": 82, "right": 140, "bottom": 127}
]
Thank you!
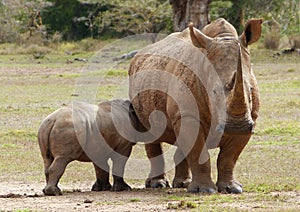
[
  {"left": 189, "top": 23, "right": 212, "bottom": 49},
  {"left": 239, "top": 18, "right": 263, "bottom": 46}
]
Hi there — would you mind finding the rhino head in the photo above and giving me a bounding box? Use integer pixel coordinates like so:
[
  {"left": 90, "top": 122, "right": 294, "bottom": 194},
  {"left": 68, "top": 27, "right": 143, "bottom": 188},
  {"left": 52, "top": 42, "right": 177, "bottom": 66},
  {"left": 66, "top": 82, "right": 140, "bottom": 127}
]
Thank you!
[{"left": 189, "top": 18, "right": 263, "bottom": 135}]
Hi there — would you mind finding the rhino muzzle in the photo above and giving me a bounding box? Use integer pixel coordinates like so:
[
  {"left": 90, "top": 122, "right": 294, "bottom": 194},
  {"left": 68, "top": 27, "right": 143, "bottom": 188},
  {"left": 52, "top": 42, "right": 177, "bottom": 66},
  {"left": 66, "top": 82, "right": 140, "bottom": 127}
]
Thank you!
[{"left": 216, "top": 119, "right": 254, "bottom": 135}]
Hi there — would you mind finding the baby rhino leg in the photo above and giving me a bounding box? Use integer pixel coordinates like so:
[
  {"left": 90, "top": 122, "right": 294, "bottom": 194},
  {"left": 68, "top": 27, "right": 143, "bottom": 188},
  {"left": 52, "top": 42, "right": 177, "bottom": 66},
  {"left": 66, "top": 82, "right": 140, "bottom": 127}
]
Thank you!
[
  {"left": 111, "top": 145, "right": 132, "bottom": 191},
  {"left": 92, "top": 161, "right": 112, "bottom": 191},
  {"left": 43, "top": 156, "right": 70, "bottom": 196}
]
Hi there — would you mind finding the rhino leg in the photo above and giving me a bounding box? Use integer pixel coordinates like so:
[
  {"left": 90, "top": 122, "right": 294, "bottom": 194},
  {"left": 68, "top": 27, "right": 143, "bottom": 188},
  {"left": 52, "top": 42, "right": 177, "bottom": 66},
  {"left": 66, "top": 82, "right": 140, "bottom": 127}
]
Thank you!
[
  {"left": 174, "top": 118, "right": 217, "bottom": 194},
  {"left": 172, "top": 148, "right": 191, "bottom": 188},
  {"left": 43, "top": 156, "right": 70, "bottom": 196},
  {"left": 43, "top": 155, "right": 54, "bottom": 184},
  {"left": 186, "top": 152, "right": 216, "bottom": 194},
  {"left": 145, "top": 143, "right": 170, "bottom": 188},
  {"left": 92, "top": 162, "right": 112, "bottom": 191},
  {"left": 216, "top": 135, "right": 250, "bottom": 194},
  {"left": 111, "top": 144, "right": 132, "bottom": 191}
]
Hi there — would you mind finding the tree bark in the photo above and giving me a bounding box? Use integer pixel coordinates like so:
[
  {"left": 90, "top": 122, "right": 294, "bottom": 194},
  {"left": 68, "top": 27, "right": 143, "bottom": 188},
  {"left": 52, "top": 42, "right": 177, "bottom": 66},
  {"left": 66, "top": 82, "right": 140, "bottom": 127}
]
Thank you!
[{"left": 170, "top": 0, "right": 210, "bottom": 32}]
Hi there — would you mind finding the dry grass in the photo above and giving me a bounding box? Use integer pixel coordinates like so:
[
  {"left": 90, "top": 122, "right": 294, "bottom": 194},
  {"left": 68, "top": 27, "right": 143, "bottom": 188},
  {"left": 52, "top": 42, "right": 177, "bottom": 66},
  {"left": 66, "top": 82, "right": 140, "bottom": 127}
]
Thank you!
[
  {"left": 0, "top": 33, "right": 109, "bottom": 57},
  {"left": 263, "top": 31, "right": 281, "bottom": 50},
  {"left": 289, "top": 34, "right": 300, "bottom": 48}
]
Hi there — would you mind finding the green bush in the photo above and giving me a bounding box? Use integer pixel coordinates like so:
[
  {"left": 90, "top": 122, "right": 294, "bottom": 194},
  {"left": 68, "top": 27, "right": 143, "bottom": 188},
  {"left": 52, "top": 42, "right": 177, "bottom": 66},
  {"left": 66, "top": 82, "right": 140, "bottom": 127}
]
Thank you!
[{"left": 96, "top": 0, "right": 172, "bottom": 36}]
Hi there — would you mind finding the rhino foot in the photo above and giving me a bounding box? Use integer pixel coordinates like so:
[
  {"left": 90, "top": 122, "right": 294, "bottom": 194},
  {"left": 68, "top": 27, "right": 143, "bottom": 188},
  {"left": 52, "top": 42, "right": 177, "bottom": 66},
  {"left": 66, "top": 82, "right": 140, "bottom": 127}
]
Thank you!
[
  {"left": 111, "top": 176, "right": 131, "bottom": 191},
  {"left": 91, "top": 180, "right": 112, "bottom": 191},
  {"left": 112, "top": 182, "right": 131, "bottom": 192},
  {"left": 187, "top": 181, "right": 217, "bottom": 194},
  {"left": 145, "top": 178, "right": 170, "bottom": 189},
  {"left": 43, "top": 185, "right": 62, "bottom": 196},
  {"left": 217, "top": 180, "right": 243, "bottom": 194},
  {"left": 172, "top": 177, "right": 191, "bottom": 188}
]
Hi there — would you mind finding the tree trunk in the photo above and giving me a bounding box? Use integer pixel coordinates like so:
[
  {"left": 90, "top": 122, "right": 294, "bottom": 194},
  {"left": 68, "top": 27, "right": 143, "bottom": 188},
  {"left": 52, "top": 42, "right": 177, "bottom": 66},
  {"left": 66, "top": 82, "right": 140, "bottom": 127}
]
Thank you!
[{"left": 170, "top": 0, "right": 210, "bottom": 32}]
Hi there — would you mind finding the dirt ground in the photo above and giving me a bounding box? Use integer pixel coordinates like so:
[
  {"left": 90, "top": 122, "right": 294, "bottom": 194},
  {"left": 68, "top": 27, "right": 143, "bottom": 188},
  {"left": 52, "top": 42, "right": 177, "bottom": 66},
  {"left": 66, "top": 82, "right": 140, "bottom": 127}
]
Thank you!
[
  {"left": 0, "top": 181, "right": 299, "bottom": 211},
  {"left": 0, "top": 181, "right": 165, "bottom": 211}
]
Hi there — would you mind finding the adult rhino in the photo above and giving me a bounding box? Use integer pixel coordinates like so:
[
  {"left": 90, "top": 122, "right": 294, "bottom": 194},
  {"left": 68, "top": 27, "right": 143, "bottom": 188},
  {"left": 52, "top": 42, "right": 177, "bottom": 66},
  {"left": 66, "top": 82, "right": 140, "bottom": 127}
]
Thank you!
[{"left": 128, "top": 18, "right": 262, "bottom": 194}]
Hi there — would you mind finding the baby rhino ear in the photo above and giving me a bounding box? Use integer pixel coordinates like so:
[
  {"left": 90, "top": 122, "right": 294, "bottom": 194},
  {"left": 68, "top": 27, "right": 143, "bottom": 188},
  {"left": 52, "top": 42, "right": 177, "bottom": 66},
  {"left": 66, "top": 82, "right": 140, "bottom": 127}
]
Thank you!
[{"left": 239, "top": 18, "right": 263, "bottom": 46}]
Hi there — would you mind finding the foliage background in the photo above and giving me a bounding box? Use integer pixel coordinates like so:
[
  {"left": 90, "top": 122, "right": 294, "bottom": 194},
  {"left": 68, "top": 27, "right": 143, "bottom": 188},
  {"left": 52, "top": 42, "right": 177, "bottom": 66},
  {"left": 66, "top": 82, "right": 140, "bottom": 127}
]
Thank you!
[{"left": 0, "top": 0, "right": 299, "bottom": 43}]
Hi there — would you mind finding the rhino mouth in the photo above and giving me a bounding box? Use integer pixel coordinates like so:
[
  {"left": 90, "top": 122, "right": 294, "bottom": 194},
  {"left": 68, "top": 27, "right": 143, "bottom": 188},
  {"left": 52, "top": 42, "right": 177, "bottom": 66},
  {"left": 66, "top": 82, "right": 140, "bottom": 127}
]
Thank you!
[{"left": 216, "top": 119, "right": 254, "bottom": 135}]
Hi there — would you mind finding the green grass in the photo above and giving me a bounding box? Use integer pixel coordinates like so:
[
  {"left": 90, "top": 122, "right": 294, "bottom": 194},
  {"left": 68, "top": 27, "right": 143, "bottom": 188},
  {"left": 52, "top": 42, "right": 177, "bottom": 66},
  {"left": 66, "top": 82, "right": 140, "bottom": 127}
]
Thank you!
[
  {"left": 106, "top": 69, "right": 128, "bottom": 77},
  {"left": 251, "top": 47, "right": 300, "bottom": 64},
  {"left": 161, "top": 190, "right": 298, "bottom": 211},
  {"left": 256, "top": 123, "right": 300, "bottom": 137},
  {"left": 129, "top": 198, "right": 141, "bottom": 202},
  {"left": 0, "top": 53, "right": 91, "bottom": 68},
  {"left": 0, "top": 130, "right": 37, "bottom": 144},
  {"left": 167, "top": 200, "right": 197, "bottom": 209}
]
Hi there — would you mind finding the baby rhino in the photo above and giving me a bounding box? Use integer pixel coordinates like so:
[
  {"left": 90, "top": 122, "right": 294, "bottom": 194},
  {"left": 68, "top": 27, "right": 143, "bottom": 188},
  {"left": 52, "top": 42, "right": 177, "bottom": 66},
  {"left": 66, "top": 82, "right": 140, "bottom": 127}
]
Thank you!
[{"left": 38, "top": 99, "right": 143, "bottom": 196}]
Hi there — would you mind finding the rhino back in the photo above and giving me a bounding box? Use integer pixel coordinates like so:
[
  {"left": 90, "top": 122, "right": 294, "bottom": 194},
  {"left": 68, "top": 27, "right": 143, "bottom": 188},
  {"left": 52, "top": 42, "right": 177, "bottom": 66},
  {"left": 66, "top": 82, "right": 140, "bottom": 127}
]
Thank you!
[{"left": 129, "top": 32, "right": 213, "bottom": 139}]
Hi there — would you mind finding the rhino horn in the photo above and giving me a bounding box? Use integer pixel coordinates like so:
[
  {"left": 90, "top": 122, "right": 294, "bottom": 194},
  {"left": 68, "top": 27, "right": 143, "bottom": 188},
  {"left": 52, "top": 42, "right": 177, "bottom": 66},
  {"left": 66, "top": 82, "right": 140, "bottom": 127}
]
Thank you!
[
  {"left": 227, "top": 46, "right": 248, "bottom": 116},
  {"left": 189, "top": 23, "right": 212, "bottom": 49}
]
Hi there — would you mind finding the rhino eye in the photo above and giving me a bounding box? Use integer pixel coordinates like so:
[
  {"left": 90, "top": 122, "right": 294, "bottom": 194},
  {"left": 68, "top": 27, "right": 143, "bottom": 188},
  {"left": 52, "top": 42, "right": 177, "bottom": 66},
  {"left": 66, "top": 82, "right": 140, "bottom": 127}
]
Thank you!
[
  {"left": 248, "top": 86, "right": 254, "bottom": 94},
  {"left": 224, "top": 83, "right": 233, "bottom": 91}
]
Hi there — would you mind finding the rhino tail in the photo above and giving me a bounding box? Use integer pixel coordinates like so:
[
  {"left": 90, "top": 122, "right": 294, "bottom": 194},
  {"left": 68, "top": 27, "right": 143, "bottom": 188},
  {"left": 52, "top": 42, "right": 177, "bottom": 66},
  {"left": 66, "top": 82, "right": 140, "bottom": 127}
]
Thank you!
[{"left": 38, "top": 115, "right": 56, "bottom": 163}]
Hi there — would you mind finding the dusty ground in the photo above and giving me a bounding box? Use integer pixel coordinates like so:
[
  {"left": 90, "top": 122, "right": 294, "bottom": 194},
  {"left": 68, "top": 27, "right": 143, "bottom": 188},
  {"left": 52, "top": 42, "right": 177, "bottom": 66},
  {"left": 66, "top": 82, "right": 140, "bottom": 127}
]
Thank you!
[
  {"left": 0, "top": 181, "right": 300, "bottom": 211},
  {"left": 0, "top": 181, "right": 165, "bottom": 211}
]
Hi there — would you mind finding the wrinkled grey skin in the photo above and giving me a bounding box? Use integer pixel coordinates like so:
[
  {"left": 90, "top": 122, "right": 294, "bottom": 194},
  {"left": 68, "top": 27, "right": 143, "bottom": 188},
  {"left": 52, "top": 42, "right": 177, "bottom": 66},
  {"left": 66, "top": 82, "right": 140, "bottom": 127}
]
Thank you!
[
  {"left": 38, "top": 100, "right": 142, "bottom": 196},
  {"left": 128, "top": 18, "right": 262, "bottom": 194}
]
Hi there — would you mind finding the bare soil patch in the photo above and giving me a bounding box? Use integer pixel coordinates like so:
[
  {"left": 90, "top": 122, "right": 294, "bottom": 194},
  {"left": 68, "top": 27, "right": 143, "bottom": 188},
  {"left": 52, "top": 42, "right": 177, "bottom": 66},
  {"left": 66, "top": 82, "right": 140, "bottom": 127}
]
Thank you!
[{"left": 0, "top": 182, "right": 300, "bottom": 211}]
